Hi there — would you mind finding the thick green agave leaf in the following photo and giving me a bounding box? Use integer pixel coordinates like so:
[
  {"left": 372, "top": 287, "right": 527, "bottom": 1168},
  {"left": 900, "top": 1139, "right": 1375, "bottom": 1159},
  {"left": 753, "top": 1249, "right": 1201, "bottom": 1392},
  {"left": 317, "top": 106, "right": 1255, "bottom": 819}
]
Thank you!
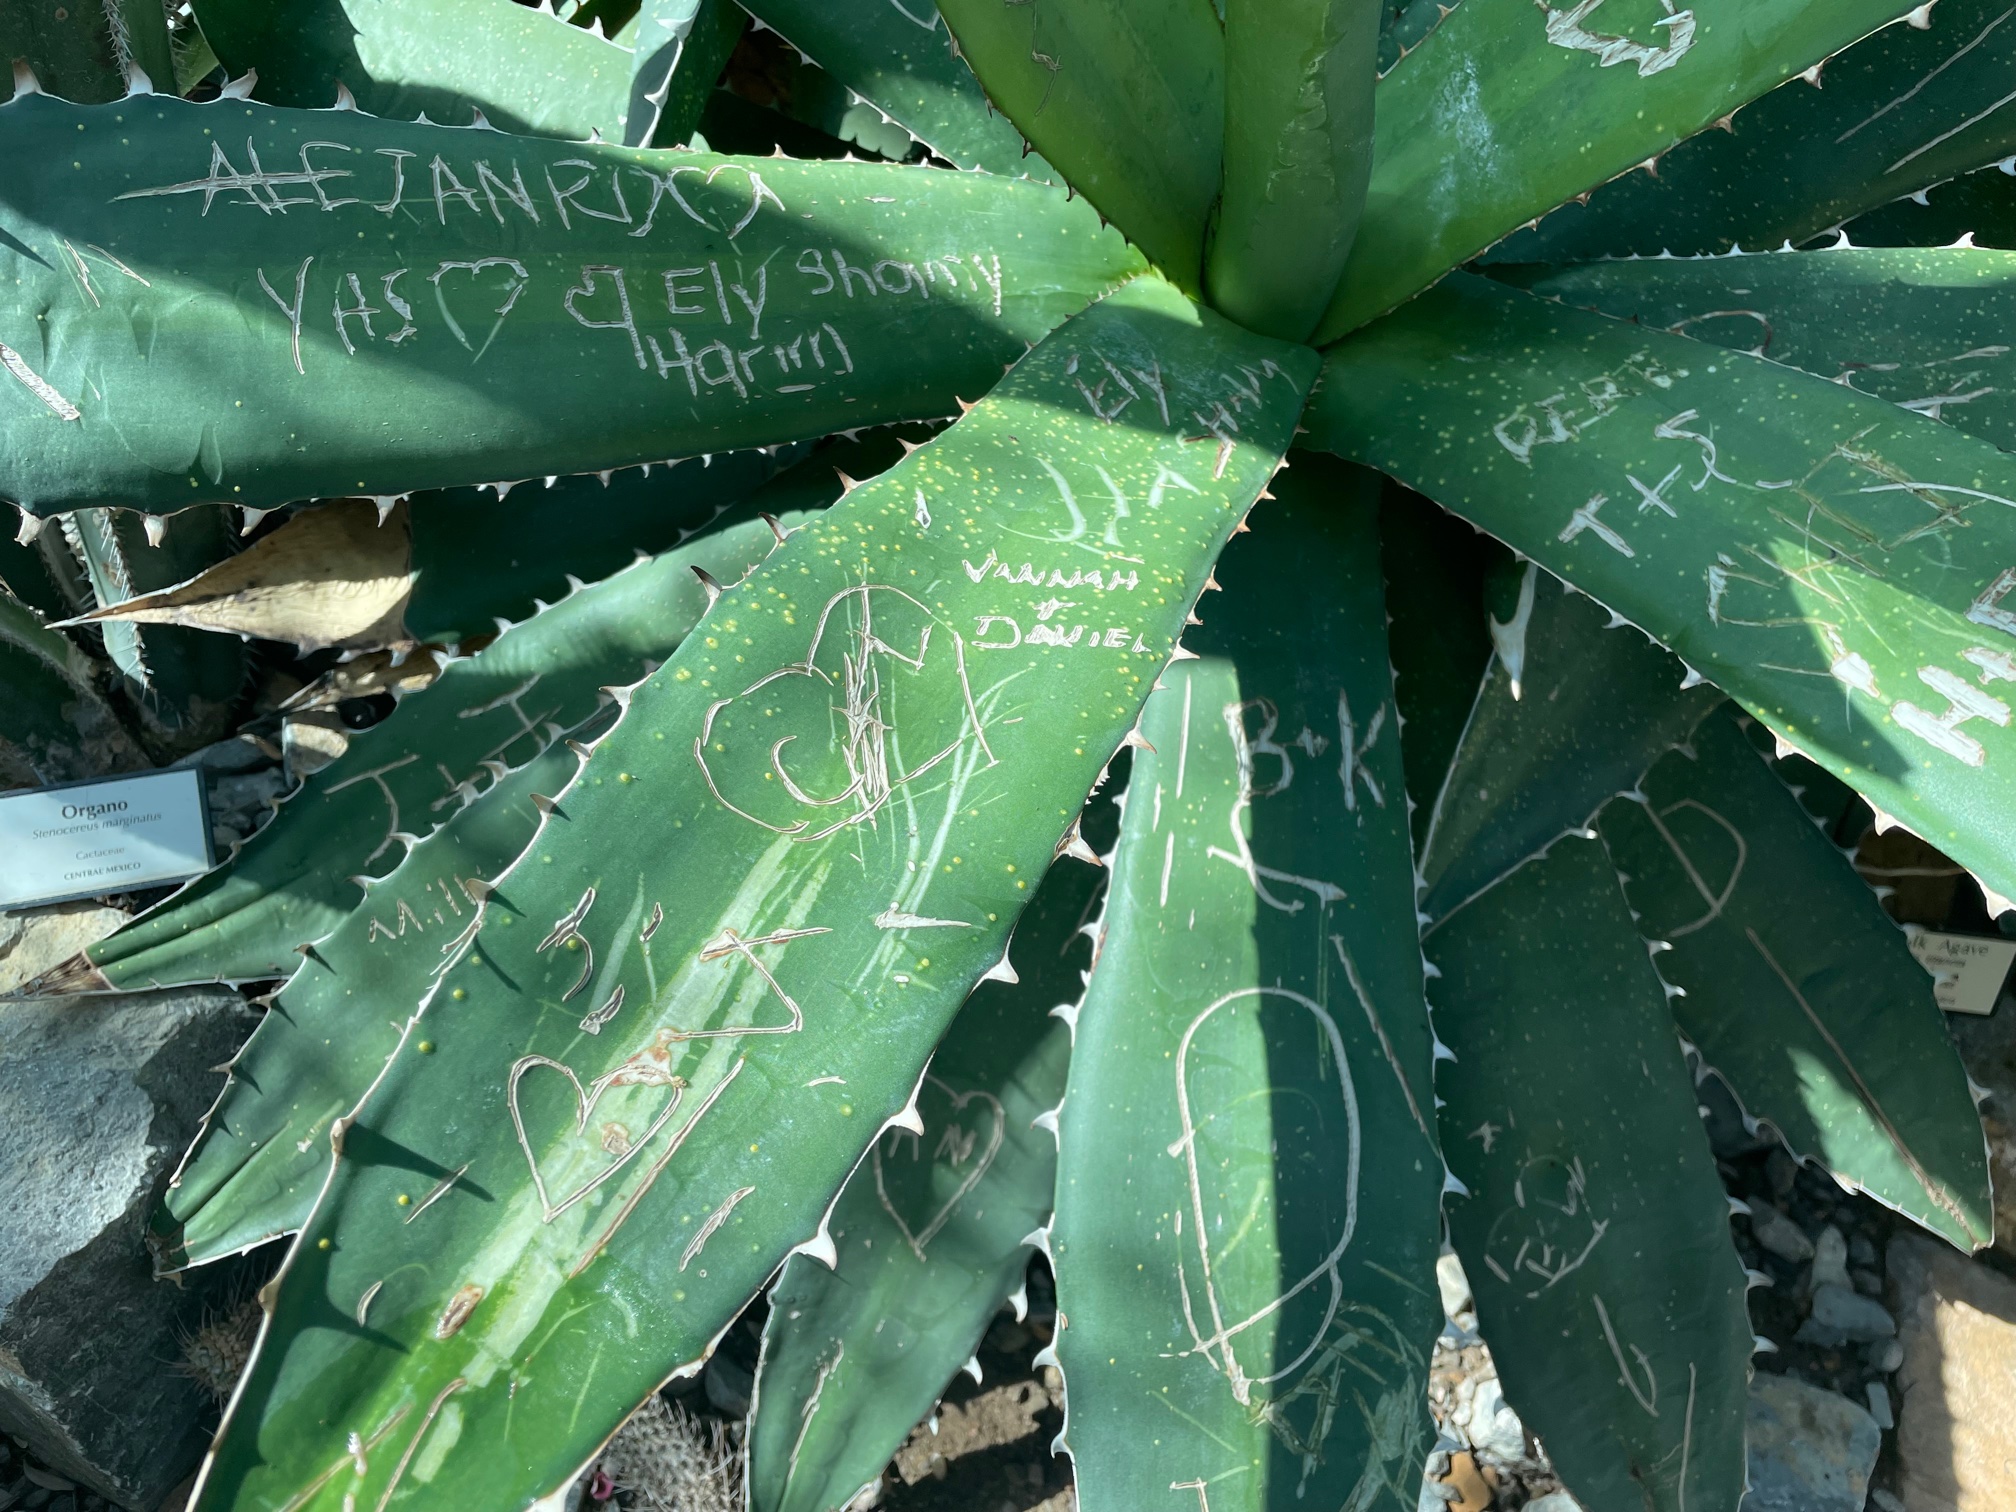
[
  {"left": 50, "top": 506, "right": 805, "bottom": 996},
  {"left": 700, "top": 54, "right": 920, "bottom": 163},
  {"left": 625, "top": 0, "right": 745, "bottom": 148},
  {"left": 1844, "top": 160, "right": 2016, "bottom": 250},
  {"left": 1377, "top": 484, "right": 1497, "bottom": 849},
  {"left": 188, "top": 275, "right": 1314, "bottom": 1512},
  {"left": 188, "top": 0, "right": 637, "bottom": 142},
  {"left": 61, "top": 503, "right": 248, "bottom": 754},
  {"left": 1601, "top": 708, "right": 1992, "bottom": 1249},
  {"left": 0, "top": 520, "right": 86, "bottom": 622},
  {"left": 1503, "top": 248, "right": 2016, "bottom": 455},
  {"left": 157, "top": 731, "right": 593, "bottom": 1271},
  {"left": 1495, "top": 0, "right": 2016, "bottom": 264},
  {"left": 1308, "top": 271, "right": 2016, "bottom": 913},
  {"left": 746, "top": 846, "right": 1096, "bottom": 1512},
  {"left": 1207, "top": 0, "right": 1378, "bottom": 342},
  {"left": 1, "top": 0, "right": 174, "bottom": 104},
  {"left": 1377, "top": 0, "right": 1454, "bottom": 71},
  {"left": 0, "top": 592, "right": 142, "bottom": 788},
  {"left": 1053, "top": 459, "right": 1443, "bottom": 1512},
  {"left": 1420, "top": 559, "right": 1720, "bottom": 926},
  {"left": 1431, "top": 831, "right": 1752, "bottom": 1512},
  {"left": 736, "top": 0, "right": 1051, "bottom": 179},
  {"left": 0, "top": 91, "right": 1143, "bottom": 516},
  {"left": 1318, "top": 0, "right": 1932, "bottom": 338},
  {"left": 404, "top": 444, "right": 795, "bottom": 642},
  {"left": 171, "top": 12, "right": 220, "bottom": 97},
  {"left": 155, "top": 456, "right": 904, "bottom": 1263},
  {"left": 938, "top": 0, "right": 1223, "bottom": 290}
]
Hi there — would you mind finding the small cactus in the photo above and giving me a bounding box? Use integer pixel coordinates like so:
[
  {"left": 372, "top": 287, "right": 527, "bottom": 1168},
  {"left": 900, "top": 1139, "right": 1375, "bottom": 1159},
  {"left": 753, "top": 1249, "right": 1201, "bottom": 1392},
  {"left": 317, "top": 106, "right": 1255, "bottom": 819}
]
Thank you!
[
  {"left": 178, "top": 1297, "right": 263, "bottom": 1404},
  {"left": 595, "top": 1397, "right": 740, "bottom": 1512}
]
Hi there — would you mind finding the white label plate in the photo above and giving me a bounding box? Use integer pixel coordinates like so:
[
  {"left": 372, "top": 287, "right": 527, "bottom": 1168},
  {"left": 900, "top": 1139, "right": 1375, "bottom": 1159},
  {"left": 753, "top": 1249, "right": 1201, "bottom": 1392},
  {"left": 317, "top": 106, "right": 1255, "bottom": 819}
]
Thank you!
[
  {"left": 1908, "top": 930, "right": 2016, "bottom": 1017},
  {"left": 0, "top": 769, "right": 213, "bottom": 908}
]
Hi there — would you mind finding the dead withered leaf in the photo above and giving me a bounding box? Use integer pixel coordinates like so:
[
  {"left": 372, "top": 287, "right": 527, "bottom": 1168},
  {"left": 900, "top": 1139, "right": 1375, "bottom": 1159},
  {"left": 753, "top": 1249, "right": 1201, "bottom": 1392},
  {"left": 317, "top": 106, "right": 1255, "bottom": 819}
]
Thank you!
[{"left": 55, "top": 500, "right": 415, "bottom": 651}]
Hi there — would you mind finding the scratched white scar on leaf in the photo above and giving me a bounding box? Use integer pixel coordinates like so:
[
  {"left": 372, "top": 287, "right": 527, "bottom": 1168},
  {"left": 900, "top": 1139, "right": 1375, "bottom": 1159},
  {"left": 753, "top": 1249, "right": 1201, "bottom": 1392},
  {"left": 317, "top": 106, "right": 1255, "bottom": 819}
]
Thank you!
[
  {"left": 510, "top": 873, "right": 827, "bottom": 1225},
  {"left": 1168, "top": 987, "right": 1362, "bottom": 1407},
  {"left": 1480, "top": 1152, "right": 1612, "bottom": 1300},
  {"left": 871, "top": 1076, "right": 1006, "bottom": 1261},
  {"left": 696, "top": 584, "right": 996, "bottom": 840},
  {"left": 1540, "top": 0, "right": 1698, "bottom": 78}
]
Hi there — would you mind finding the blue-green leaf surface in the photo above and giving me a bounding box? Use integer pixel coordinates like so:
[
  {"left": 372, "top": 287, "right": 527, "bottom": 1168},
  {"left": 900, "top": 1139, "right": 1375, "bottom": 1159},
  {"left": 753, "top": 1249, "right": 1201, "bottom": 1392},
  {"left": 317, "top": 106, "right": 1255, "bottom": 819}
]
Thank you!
[
  {"left": 1309, "top": 271, "right": 2016, "bottom": 918},
  {"left": 1600, "top": 709, "right": 1993, "bottom": 1248},
  {"left": 746, "top": 845, "right": 1095, "bottom": 1512},
  {"left": 189, "top": 275, "right": 1315, "bottom": 1512},
  {"left": 1053, "top": 459, "right": 1443, "bottom": 1512},
  {"left": 1431, "top": 832, "right": 1752, "bottom": 1512}
]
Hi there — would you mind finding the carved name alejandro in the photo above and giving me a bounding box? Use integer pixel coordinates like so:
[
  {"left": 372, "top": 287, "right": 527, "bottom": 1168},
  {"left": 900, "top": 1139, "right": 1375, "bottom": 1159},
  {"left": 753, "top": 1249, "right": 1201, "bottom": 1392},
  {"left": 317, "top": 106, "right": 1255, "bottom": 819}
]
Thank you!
[{"left": 115, "top": 140, "right": 1007, "bottom": 385}]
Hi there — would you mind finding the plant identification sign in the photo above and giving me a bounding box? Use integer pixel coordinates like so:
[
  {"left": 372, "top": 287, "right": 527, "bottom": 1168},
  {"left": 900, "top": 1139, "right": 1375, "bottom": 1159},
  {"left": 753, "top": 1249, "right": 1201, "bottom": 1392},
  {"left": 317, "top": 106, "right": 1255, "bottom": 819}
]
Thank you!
[
  {"left": 1909, "top": 930, "right": 2016, "bottom": 1017},
  {"left": 0, "top": 770, "right": 212, "bottom": 908}
]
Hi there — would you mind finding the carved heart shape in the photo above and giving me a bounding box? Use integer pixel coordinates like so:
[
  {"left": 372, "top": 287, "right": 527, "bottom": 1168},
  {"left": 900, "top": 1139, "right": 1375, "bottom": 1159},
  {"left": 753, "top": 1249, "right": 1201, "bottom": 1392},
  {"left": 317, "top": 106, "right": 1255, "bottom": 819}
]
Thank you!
[
  {"left": 696, "top": 584, "right": 992, "bottom": 842},
  {"left": 508, "top": 1053, "right": 685, "bottom": 1224},
  {"left": 1171, "top": 986, "right": 1359, "bottom": 1401},
  {"left": 873, "top": 1075, "right": 1004, "bottom": 1261},
  {"left": 429, "top": 256, "right": 530, "bottom": 363},
  {"left": 653, "top": 162, "right": 786, "bottom": 240}
]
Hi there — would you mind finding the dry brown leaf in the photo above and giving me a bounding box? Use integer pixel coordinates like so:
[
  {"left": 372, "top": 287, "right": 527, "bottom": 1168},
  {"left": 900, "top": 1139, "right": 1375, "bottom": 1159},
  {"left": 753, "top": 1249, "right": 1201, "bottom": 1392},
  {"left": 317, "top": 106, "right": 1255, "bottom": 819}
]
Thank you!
[
  {"left": 57, "top": 500, "right": 415, "bottom": 651},
  {"left": 280, "top": 647, "right": 444, "bottom": 712}
]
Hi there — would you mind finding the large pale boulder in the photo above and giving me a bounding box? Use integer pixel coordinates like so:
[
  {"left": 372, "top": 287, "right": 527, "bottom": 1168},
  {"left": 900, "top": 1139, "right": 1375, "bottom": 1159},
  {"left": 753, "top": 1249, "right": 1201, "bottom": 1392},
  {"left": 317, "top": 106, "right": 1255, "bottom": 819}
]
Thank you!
[
  {"left": 1888, "top": 1232, "right": 2016, "bottom": 1512},
  {"left": 0, "top": 986, "right": 253, "bottom": 1508}
]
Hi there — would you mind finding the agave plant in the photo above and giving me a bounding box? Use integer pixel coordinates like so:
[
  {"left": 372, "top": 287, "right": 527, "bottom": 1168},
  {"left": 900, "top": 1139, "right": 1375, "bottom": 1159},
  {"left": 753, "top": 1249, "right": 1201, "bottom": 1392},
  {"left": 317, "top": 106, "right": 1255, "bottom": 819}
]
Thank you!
[{"left": 2, "top": 0, "right": 2012, "bottom": 1508}]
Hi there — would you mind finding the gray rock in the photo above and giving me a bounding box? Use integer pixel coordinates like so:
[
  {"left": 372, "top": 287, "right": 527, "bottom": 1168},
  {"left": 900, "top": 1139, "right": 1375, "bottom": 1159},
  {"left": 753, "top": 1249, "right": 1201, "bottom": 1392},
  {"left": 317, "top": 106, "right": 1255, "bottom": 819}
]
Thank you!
[
  {"left": 1795, "top": 1283, "right": 1897, "bottom": 1346},
  {"left": 169, "top": 735, "right": 274, "bottom": 777},
  {"left": 1524, "top": 1495, "right": 1584, "bottom": 1512},
  {"left": 1866, "top": 1381, "right": 1893, "bottom": 1430},
  {"left": 1866, "top": 1337, "right": 1904, "bottom": 1374},
  {"left": 1751, "top": 1205, "right": 1816, "bottom": 1264},
  {"left": 208, "top": 769, "right": 288, "bottom": 828},
  {"left": 1742, "top": 1373, "right": 1881, "bottom": 1512},
  {"left": 0, "top": 987, "right": 254, "bottom": 1508},
  {"left": 1852, "top": 1267, "right": 1884, "bottom": 1298},
  {"left": 1435, "top": 1251, "right": 1472, "bottom": 1324},
  {"left": 1457, "top": 1377, "right": 1526, "bottom": 1464},
  {"left": 0, "top": 902, "right": 128, "bottom": 996},
  {"left": 1889, "top": 1231, "right": 2016, "bottom": 1511},
  {"left": 1849, "top": 1233, "right": 1878, "bottom": 1270},
  {"left": 1810, "top": 1225, "right": 1850, "bottom": 1291},
  {"left": 281, "top": 713, "right": 349, "bottom": 782}
]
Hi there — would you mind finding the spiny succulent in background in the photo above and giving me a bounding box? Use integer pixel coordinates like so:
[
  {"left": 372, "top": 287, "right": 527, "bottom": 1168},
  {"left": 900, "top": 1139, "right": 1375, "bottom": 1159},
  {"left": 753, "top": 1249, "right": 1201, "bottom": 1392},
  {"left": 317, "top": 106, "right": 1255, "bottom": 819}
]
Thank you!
[
  {"left": 175, "top": 1297, "right": 263, "bottom": 1406},
  {"left": 593, "top": 1397, "right": 741, "bottom": 1512},
  {"left": 0, "top": 0, "right": 2012, "bottom": 1510}
]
